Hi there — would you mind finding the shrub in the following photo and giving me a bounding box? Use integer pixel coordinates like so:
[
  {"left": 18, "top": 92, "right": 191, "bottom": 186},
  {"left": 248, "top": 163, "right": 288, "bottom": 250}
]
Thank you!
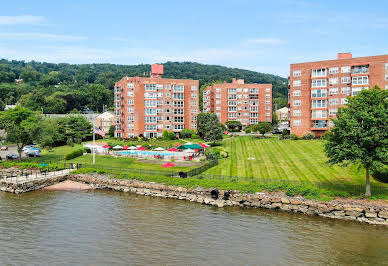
[
  {"left": 245, "top": 128, "right": 251, "bottom": 134},
  {"left": 371, "top": 163, "right": 388, "bottom": 183},
  {"left": 74, "top": 138, "right": 82, "bottom": 144},
  {"left": 83, "top": 147, "right": 91, "bottom": 153},
  {"left": 65, "top": 148, "right": 85, "bottom": 160},
  {"left": 302, "top": 133, "right": 315, "bottom": 140},
  {"left": 167, "top": 132, "right": 177, "bottom": 140},
  {"left": 181, "top": 129, "right": 195, "bottom": 138},
  {"left": 66, "top": 138, "right": 74, "bottom": 147},
  {"left": 162, "top": 130, "right": 169, "bottom": 139},
  {"left": 290, "top": 134, "right": 299, "bottom": 140},
  {"left": 192, "top": 134, "right": 200, "bottom": 139}
]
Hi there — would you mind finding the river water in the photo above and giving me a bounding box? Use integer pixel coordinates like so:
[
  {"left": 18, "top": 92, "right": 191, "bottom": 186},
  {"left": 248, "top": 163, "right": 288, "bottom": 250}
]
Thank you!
[{"left": 0, "top": 190, "right": 387, "bottom": 265}]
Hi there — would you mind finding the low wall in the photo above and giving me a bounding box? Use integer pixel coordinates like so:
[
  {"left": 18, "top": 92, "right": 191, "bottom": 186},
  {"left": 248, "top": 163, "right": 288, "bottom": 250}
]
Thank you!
[
  {"left": 0, "top": 175, "right": 67, "bottom": 193},
  {"left": 69, "top": 174, "right": 388, "bottom": 226}
]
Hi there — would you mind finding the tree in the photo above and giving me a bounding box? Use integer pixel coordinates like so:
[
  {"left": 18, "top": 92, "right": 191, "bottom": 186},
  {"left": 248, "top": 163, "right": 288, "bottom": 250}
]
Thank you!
[
  {"left": 181, "top": 129, "right": 195, "bottom": 138},
  {"left": 225, "top": 120, "right": 242, "bottom": 132},
  {"left": 56, "top": 115, "right": 92, "bottom": 143},
  {"left": 253, "top": 122, "right": 273, "bottom": 137},
  {"left": 0, "top": 106, "right": 43, "bottom": 159},
  {"left": 272, "top": 112, "right": 279, "bottom": 126},
  {"left": 197, "top": 112, "right": 223, "bottom": 142},
  {"left": 324, "top": 87, "right": 388, "bottom": 197},
  {"left": 108, "top": 125, "right": 115, "bottom": 138}
]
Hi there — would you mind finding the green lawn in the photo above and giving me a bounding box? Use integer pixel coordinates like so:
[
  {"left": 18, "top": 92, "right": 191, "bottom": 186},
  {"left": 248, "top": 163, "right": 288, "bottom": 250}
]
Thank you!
[{"left": 204, "top": 136, "right": 384, "bottom": 186}]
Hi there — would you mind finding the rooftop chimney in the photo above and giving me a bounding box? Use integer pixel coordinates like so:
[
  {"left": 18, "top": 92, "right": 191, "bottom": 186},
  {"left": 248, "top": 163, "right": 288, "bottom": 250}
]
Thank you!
[
  {"left": 338, "top": 52, "right": 352, "bottom": 59},
  {"left": 151, "top": 64, "right": 164, "bottom": 78}
]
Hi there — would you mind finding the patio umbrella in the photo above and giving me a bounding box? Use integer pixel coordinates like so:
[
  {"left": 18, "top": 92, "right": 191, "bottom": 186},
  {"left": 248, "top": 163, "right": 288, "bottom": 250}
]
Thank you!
[
  {"left": 102, "top": 145, "right": 110, "bottom": 149},
  {"left": 177, "top": 143, "right": 203, "bottom": 150},
  {"left": 137, "top": 146, "right": 147, "bottom": 150},
  {"left": 129, "top": 146, "right": 137, "bottom": 150},
  {"left": 168, "top": 147, "right": 179, "bottom": 152},
  {"left": 136, "top": 145, "right": 142, "bottom": 148},
  {"left": 183, "top": 148, "right": 195, "bottom": 153},
  {"left": 198, "top": 143, "right": 210, "bottom": 148},
  {"left": 39, "top": 163, "right": 48, "bottom": 167},
  {"left": 113, "top": 145, "right": 123, "bottom": 149},
  {"left": 162, "top": 162, "right": 175, "bottom": 168},
  {"left": 154, "top": 147, "right": 165, "bottom": 151},
  {"left": 122, "top": 146, "right": 129, "bottom": 150},
  {"left": 174, "top": 143, "right": 182, "bottom": 146}
]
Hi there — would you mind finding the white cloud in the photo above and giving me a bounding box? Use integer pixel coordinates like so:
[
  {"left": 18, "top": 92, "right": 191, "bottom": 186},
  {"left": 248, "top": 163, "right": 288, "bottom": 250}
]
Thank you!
[
  {"left": 244, "top": 38, "right": 286, "bottom": 45},
  {"left": 0, "top": 15, "right": 45, "bottom": 25},
  {"left": 0, "top": 32, "right": 87, "bottom": 41}
]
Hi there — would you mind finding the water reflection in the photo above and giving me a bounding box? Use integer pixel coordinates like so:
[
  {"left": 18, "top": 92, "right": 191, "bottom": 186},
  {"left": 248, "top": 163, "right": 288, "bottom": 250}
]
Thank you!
[{"left": 0, "top": 190, "right": 387, "bottom": 265}]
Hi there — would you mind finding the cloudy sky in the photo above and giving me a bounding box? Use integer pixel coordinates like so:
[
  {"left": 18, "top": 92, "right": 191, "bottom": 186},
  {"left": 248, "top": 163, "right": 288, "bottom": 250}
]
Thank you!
[{"left": 1, "top": 0, "right": 388, "bottom": 77}]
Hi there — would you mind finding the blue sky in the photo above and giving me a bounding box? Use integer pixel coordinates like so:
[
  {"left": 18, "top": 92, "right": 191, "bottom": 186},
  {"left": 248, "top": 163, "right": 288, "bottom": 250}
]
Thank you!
[{"left": 1, "top": 0, "right": 387, "bottom": 77}]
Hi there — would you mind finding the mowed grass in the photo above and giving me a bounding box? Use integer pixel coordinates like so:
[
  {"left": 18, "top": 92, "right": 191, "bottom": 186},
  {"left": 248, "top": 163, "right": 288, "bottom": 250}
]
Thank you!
[{"left": 204, "top": 136, "right": 384, "bottom": 185}]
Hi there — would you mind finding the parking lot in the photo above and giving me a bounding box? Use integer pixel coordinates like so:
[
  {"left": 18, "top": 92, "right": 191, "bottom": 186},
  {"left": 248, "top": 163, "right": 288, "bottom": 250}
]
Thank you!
[{"left": 0, "top": 145, "right": 27, "bottom": 161}]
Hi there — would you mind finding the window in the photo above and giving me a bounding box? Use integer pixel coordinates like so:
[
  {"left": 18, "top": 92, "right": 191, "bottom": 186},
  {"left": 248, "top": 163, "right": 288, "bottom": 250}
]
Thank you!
[
  {"left": 250, "top": 119, "right": 259, "bottom": 124},
  {"left": 174, "top": 117, "right": 184, "bottom": 123},
  {"left": 341, "top": 76, "right": 351, "bottom": 84},
  {"left": 115, "top": 117, "right": 121, "bottom": 124},
  {"left": 352, "top": 65, "right": 369, "bottom": 74},
  {"left": 216, "top": 88, "right": 221, "bottom": 92},
  {"left": 127, "top": 83, "right": 134, "bottom": 89},
  {"left": 216, "top": 100, "right": 221, "bottom": 104},
  {"left": 114, "top": 94, "right": 121, "bottom": 101},
  {"left": 386, "top": 63, "right": 388, "bottom": 70},
  {"left": 115, "top": 87, "right": 121, "bottom": 93},
  {"left": 266, "top": 112, "right": 271, "bottom": 116},
  {"left": 228, "top": 94, "right": 237, "bottom": 100},
  {"left": 329, "top": 109, "right": 337, "bottom": 116},
  {"left": 352, "top": 87, "right": 365, "bottom": 96},
  {"left": 127, "top": 91, "right": 134, "bottom": 97},
  {"left": 144, "top": 92, "right": 157, "bottom": 99},
  {"left": 173, "top": 101, "right": 184, "bottom": 107},
  {"left": 293, "top": 110, "right": 301, "bottom": 116},
  {"left": 293, "top": 120, "right": 301, "bottom": 126},
  {"left": 228, "top": 113, "right": 237, "bottom": 118},
  {"left": 249, "top": 95, "right": 259, "bottom": 99},
  {"left": 293, "top": 80, "right": 301, "bottom": 87},
  {"left": 329, "top": 77, "right": 338, "bottom": 85},
  {"left": 145, "top": 116, "right": 157, "bottom": 123},
  {"left": 266, "top": 100, "right": 271, "bottom": 104},
  {"left": 127, "top": 124, "right": 134, "bottom": 130},
  {"left": 329, "top": 87, "right": 338, "bottom": 95},
  {"left": 265, "top": 94, "right": 271, "bottom": 98},
  {"left": 312, "top": 120, "right": 327, "bottom": 128},
  {"left": 312, "top": 99, "right": 327, "bottom": 108},
  {"left": 341, "top": 87, "right": 351, "bottom": 95},
  {"left": 250, "top": 113, "right": 258, "bottom": 118},
  {"left": 250, "top": 100, "right": 259, "bottom": 106},
  {"left": 293, "top": 70, "right": 301, "bottom": 77},
  {"left": 216, "top": 106, "right": 221, "bottom": 110},
  {"left": 191, "top": 85, "right": 197, "bottom": 91},
  {"left": 173, "top": 85, "right": 184, "bottom": 92},
  {"left": 352, "top": 76, "right": 369, "bottom": 85},
  {"left": 127, "top": 107, "right": 134, "bottom": 113},
  {"left": 191, "top": 93, "right": 197, "bottom": 98},
  {"left": 145, "top": 84, "right": 158, "bottom": 91},
  {"left": 311, "top": 89, "right": 327, "bottom": 98},
  {"left": 250, "top": 88, "right": 259, "bottom": 94},
  {"left": 293, "top": 100, "right": 301, "bottom": 106},
  {"left": 243, "top": 88, "right": 249, "bottom": 92},
  {"left": 250, "top": 106, "right": 258, "bottom": 112},
  {"left": 127, "top": 99, "right": 134, "bottom": 105},
  {"left": 341, "top": 66, "right": 350, "bottom": 73},
  {"left": 165, "top": 84, "right": 171, "bottom": 90},
  {"left": 385, "top": 74, "right": 388, "bottom": 81},
  {"left": 293, "top": 90, "right": 301, "bottom": 96},
  {"left": 228, "top": 106, "right": 237, "bottom": 112},
  {"left": 329, "top": 67, "right": 339, "bottom": 74},
  {"left": 265, "top": 106, "right": 271, "bottom": 110},
  {"left": 191, "top": 123, "right": 197, "bottom": 128},
  {"left": 145, "top": 108, "right": 157, "bottom": 115},
  {"left": 312, "top": 110, "right": 327, "bottom": 119},
  {"left": 191, "top": 108, "right": 197, "bottom": 114},
  {"left": 115, "top": 110, "right": 121, "bottom": 116},
  {"left": 173, "top": 109, "right": 184, "bottom": 115},
  {"left": 266, "top": 88, "right": 271, "bottom": 92},
  {"left": 329, "top": 98, "right": 339, "bottom": 105},
  {"left": 114, "top": 102, "right": 120, "bottom": 108},
  {"left": 173, "top": 93, "right": 184, "bottom": 99},
  {"left": 228, "top": 88, "right": 236, "bottom": 94},
  {"left": 341, "top": 98, "right": 348, "bottom": 104},
  {"left": 145, "top": 100, "right": 157, "bottom": 107},
  {"left": 312, "top": 68, "right": 327, "bottom": 77},
  {"left": 145, "top": 125, "right": 157, "bottom": 131},
  {"left": 216, "top": 94, "right": 221, "bottom": 98},
  {"left": 228, "top": 101, "right": 237, "bottom": 106},
  {"left": 311, "top": 79, "right": 327, "bottom": 88},
  {"left": 127, "top": 116, "right": 134, "bottom": 122}
]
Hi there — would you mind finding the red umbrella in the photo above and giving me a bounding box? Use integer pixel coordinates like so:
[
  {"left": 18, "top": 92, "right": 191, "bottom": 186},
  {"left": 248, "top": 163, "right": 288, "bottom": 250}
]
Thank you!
[
  {"left": 174, "top": 143, "right": 182, "bottom": 146},
  {"left": 168, "top": 147, "right": 179, "bottom": 152},
  {"left": 137, "top": 146, "right": 147, "bottom": 150},
  {"left": 162, "top": 163, "right": 175, "bottom": 168},
  {"left": 102, "top": 145, "right": 110, "bottom": 149},
  {"left": 122, "top": 146, "right": 129, "bottom": 150}
]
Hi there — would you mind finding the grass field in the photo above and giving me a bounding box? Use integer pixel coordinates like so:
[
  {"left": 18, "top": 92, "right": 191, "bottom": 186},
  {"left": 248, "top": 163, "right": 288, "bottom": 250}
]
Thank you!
[{"left": 204, "top": 136, "right": 384, "bottom": 186}]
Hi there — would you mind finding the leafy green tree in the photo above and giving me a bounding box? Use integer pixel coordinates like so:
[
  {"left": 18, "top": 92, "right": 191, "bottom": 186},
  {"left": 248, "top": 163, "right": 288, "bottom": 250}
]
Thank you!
[
  {"left": 197, "top": 112, "right": 223, "bottom": 142},
  {"left": 57, "top": 115, "right": 92, "bottom": 143},
  {"left": 44, "top": 95, "right": 67, "bottom": 114},
  {"left": 0, "top": 99, "right": 5, "bottom": 111},
  {"left": 272, "top": 112, "right": 279, "bottom": 126},
  {"left": 181, "top": 129, "right": 195, "bottom": 138},
  {"left": 325, "top": 87, "right": 388, "bottom": 197},
  {"left": 225, "top": 120, "right": 243, "bottom": 132},
  {"left": 0, "top": 106, "right": 43, "bottom": 159},
  {"left": 108, "top": 125, "right": 115, "bottom": 138},
  {"left": 253, "top": 122, "right": 273, "bottom": 137}
]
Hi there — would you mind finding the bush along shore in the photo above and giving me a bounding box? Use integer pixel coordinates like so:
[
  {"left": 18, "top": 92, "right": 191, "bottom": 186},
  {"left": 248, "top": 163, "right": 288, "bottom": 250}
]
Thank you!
[{"left": 67, "top": 173, "right": 388, "bottom": 226}]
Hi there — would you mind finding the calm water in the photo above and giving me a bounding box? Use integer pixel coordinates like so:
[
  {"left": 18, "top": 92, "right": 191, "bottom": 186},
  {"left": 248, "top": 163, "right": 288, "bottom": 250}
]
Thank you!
[{"left": 0, "top": 190, "right": 387, "bottom": 265}]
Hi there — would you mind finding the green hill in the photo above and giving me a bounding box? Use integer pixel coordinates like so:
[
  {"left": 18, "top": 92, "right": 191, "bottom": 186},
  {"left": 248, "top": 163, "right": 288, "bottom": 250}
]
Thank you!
[{"left": 0, "top": 59, "right": 288, "bottom": 114}]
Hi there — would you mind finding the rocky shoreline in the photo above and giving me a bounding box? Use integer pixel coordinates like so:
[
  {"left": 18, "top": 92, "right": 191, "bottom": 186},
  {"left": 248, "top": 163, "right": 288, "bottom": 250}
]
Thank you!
[{"left": 1, "top": 173, "right": 387, "bottom": 226}]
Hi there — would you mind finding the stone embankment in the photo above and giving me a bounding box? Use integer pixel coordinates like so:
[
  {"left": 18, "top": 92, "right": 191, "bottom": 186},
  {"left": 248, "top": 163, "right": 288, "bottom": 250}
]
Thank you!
[
  {"left": 69, "top": 174, "right": 388, "bottom": 226},
  {"left": 0, "top": 175, "right": 67, "bottom": 193}
]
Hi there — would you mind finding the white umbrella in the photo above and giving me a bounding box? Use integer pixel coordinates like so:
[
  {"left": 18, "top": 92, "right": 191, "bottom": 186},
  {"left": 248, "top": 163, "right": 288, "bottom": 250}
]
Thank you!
[
  {"left": 113, "top": 145, "right": 123, "bottom": 149},
  {"left": 128, "top": 146, "right": 137, "bottom": 150},
  {"left": 153, "top": 147, "right": 165, "bottom": 151},
  {"left": 184, "top": 148, "right": 195, "bottom": 153},
  {"left": 136, "top": 145, "right": 142, "bottom": 148}
]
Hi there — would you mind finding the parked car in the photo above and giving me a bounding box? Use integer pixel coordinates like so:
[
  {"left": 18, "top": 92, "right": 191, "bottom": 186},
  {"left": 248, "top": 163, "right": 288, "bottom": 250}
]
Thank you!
[
  {"left": 0, "top": 156, "right": 2, "bottom": 160},
  {"left": 26, "top": 150, "right": 42, "bottom": 157},
  {"left": 6, "top": 153, "right": 18, "bottom": 160},
  {"left": 0, "top": 146, "right": 8, "bottom": 150},
  {"left": 23, "top": 146, "right": 40, "bottom": 152}
]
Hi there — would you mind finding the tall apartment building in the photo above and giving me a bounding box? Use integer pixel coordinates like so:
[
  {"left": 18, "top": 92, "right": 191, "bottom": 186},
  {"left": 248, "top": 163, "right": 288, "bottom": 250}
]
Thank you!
[
  {"left": 289, "top": 53, "right": 388, "bottom": 137},
  {"left": 114, "top": 64, "right": 199, "bottom": 138},
  {"left": 203, "top": 79, "right": 272, "bottom": 125}
]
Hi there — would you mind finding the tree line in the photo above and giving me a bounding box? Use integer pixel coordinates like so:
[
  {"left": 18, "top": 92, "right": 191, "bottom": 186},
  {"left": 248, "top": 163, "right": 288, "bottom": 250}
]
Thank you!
[{"left": 0, "top": 59, "right": 288, "bottom": 113}]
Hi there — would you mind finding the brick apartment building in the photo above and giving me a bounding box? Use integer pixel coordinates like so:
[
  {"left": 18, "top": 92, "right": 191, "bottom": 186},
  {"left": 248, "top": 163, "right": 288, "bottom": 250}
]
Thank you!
[
  {"left": 114, "top": 64, "right": 199, "bottom": 138},
  {"left": 203, "top": 79, "right": 272, "bottom": 125},
  {"left": 289, "top": 53, "right": 388, "bottom": 137}
]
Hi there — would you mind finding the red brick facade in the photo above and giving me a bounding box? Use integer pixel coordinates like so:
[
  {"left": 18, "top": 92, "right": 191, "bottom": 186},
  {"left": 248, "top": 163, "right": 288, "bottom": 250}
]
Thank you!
[
  {"left": 203, "top": 79, "right": 272, "bottom": 125},
  {"left": 289, "top": 53, "right": 388, "bottom": 137},
  {"left": 114, "top": 65, "right": 199, "bottom": 138}
]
